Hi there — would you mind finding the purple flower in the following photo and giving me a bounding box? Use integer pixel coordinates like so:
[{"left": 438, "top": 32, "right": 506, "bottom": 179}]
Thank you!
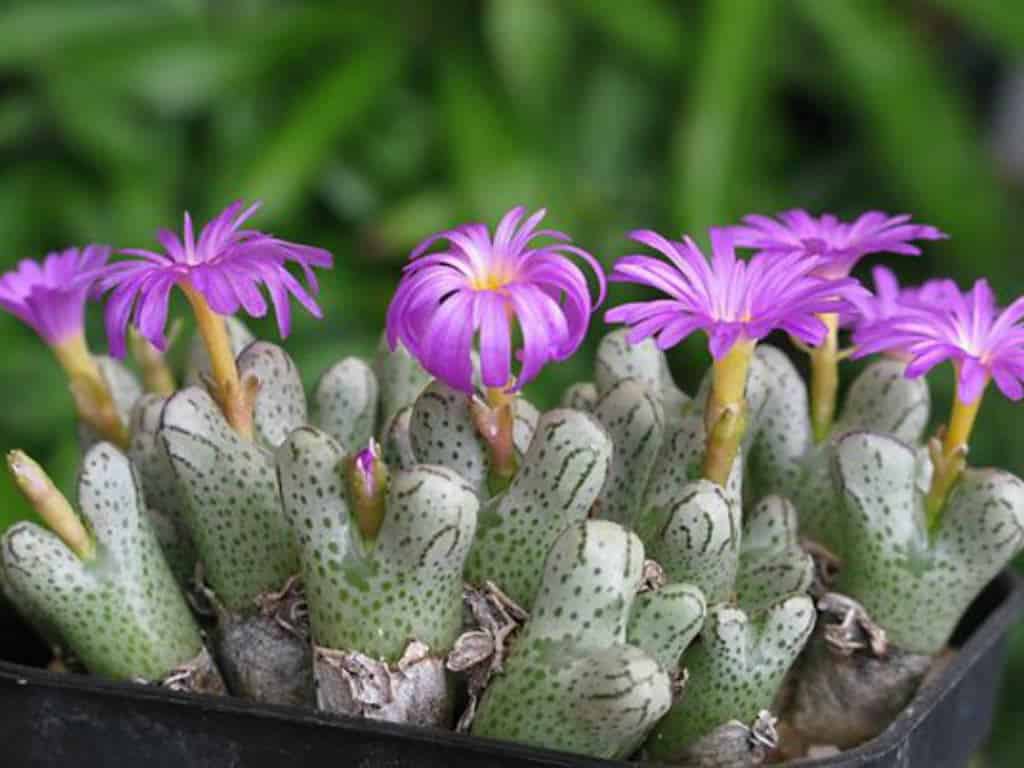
[
  {"left": 605, "top": 228, "right": 860, "bottom": 358},
  {"left": 0, "top": 245, "right": 110, "bottom": 345},
  {"left": 850, "top": 266, "right": 960, "bottom": 335},
  {"left": 385, "top": 206, "right": 605, "bottom": 393},
  {"left": 100, "top": 200, "right": 333, "bottom": 357},
  {"left": 853, "top": 279, "right": 1024, "bottom": 403},
  {"left": 353, "top": 439, "right": 381, "bottom": 498},
  {"left": 727, "top": 209, "right": 947, "bottom": 278}
]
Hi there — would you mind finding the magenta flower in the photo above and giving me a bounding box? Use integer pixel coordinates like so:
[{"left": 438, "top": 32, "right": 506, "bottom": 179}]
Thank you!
[
  {"left": 727, "top": 209, "right": 947, "bottom": 279},
  {"left": 0, "top": 245, "right": 110, "bottom": 346},
  {"left": 853, "top": 279, "right": 1024, "bottom": 403},
  {"left": 850, "top": 266, "right": 960, "bottom": 335},
  {"left": 385, "top": 206, "right": 605, "bottom": 393},
  {"left": 605, "top": 228, "right": 860, "bottom": 358},
  {"left": 100, "top": 200, "right": 333, "bottom": 357}
]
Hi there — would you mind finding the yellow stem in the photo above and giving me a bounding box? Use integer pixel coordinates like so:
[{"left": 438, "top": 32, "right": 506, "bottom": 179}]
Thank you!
[
  {"left": 181, "top": 285, "right": 254, "bottom": 440},
  {"left": 702, "top": 340, "right": 755, "bottom": 486},
  {"left": 52, "top": 333, "right": 130, "bottom": 449},
  {"left": 925, "top": 384, "right": 985, "bottom": 532},
  {"left": 129, "top": 328, "right": 177, "bottom": 397},
  {"left": 7, "top": 450, "right": 95, "bottom": 560},
  {"left": 809, "top": 312, "right": 840, "bottom": 443}
]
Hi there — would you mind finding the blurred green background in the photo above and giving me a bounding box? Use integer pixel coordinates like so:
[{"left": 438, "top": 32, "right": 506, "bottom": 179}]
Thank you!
[{"left": 0, "top": 0, "right": 1022, "bottom": 762}]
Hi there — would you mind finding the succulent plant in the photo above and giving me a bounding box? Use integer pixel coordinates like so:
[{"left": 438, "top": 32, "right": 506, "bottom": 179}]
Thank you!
[
  {"left": 786, "top": 431, "right": 1024, "bottom": 748},
  {"left": 276, "top": 426, "right": 478, "bottom": 726},
  {"left": 645, "top": 594, "right": 816, "bottom": 762},
  {"left": 76, "top": 355, "right": 144, "bottom": 452},
  {"left": 471, "top": 520, "right": 691, "bottom": 759},
  {"left": 0, "top": 444, "right": 222, "bottom": 692},
  {"left": 127, "top": 393, "right": 197, "bottom": 585},
  {"left": 461, "top": 407, "right": 611, "bottom": 607},
  {"left": 160, "top": 342, "right": 310, "bottom": 705}
]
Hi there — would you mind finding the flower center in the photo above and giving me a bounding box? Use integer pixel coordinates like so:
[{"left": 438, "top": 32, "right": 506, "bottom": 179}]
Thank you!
[{"left": 470, "top": 268, "right": 512, "bottom": 292}]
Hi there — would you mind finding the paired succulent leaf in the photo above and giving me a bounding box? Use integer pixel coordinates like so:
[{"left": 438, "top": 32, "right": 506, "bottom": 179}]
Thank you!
[
  {"left": 833, "top": 431, "right": 1024, "bottom": 654},
  {"left": 465, "top": 409, "right": 612, "bottom": 607},
  {"left": 314, "top": 357, "right": 379, "bottom": 453},
  {"left": 276, "top": 427, "right": 478, "bottom": 662},
  {"left": 0, "top": 444, "right": 204, "bottom": 681},
  {"left": 646, "top": 595, "right": 815, "bottom": 761},
  {"left": 471, "top": 521, "right": 675, "bottom": 760},
  {"left": 736, "top": 495, "right": 814, "bottom": 614},
  {"left": 160, "top": 386, "right": 298, "bottom": 613},
  {"left": 634, "top": 409, "right": 743, "bottom": 604},
  {"left": 127, "top": 394, "right": 197, "bottom": 584}
]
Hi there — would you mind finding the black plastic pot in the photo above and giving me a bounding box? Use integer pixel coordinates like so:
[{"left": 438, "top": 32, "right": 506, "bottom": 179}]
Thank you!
[{"left": 1, "top": 570, "right": 1021, "bottom": 768}]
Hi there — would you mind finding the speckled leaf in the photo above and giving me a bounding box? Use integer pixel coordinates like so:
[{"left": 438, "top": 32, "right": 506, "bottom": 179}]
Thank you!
[
  {"left": 592, "top": 378, "right": 665, "bottom": 526},
  {"left": 465, "top": 409, "right": 612, "bottom": 606},
  {"left": 834, "top": 358, "right": 930, "bottom": 443},
  {"left": 736, "top": 496, "right": 813, "bottom": 613},
  {"left": 594, "top": 329, "right": 689, "bottom": 418},
  {"left": 791, "top": 443, "right": 840, "bottom": 552},
  {"left": 0, "top": 444, "right": 203, "bottom": 681},
  {"left": 237, "top": 342, "right": 308, "bottom": 450},
  {"left": 128, "top": 394, "right": 196, "bottom": 584},
  {"left": 742, "top": 345, "right": 812, "bottom": 503},
  {"left": 314, "top": 356, "right": 379, "bottom": 452},
  {"left": 78, "top": 356, "right": 143, "bottom": 452},
  {"left": 513, "top": 397, "right": 540, "bottom": 456},
  {"left": 160, "top": 387, "right": 297, "bottom": 613},
  {"left": 472, "top": 521, "right": 672, "bottom": 759},
  {"left": 382, "top": 405, "right": 416, "bottom": 471},
  {"left": 628, "top": 582, "right": 706, "bottom": 671},
  {"left": 638, "top": 478, "right": 741, "bottom": 604},
  {"left": 276, "top": 427, "right": 478, "bottom": 661},
  {"left": 646, "top": 595, "right": 816, "bottom": 760},
  {"left": 410, "top": 380, "right": 490, "bottom": 495},
  {"left": 374, "top": 337, "right": 432, "bottom": 435},
  {"left": 185, "top": 316, "right": 255, "bottom": 387},
  {"left": 641, "top": 408, "right": 744, "bottom": 518},
  {"left": 561, "top": 381, "right": 597, "bottom": 412},
  {"left": 834, "top": 431, "right": 1024, "bottom": 654}
]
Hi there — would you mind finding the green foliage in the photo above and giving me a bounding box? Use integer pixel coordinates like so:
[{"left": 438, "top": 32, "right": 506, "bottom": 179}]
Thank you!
[{"left": 0, "top": 2, "right": 1022, "bottom": 759}]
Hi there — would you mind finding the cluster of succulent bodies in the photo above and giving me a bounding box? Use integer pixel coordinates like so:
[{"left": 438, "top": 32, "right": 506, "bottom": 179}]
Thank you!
[{"left": 1, "top": 202, "right": 1023, "bottom": 767}]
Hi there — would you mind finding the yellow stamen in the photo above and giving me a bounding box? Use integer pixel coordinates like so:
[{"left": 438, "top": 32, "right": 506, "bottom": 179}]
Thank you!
[
  {"left": 8, "top": 450, "right": 95, "bottom": 560},
  {"left": 52, "top": 332, "right": 130, "bottom": 448},
  {"left": 181, "top": 284, "right": 255, "bottom": 440},
  {"left": 809, "top": 312, "right": 840, "bottom": 443},
  {"left": 702, "top": 339, "right": 755, "bottom": 486}
]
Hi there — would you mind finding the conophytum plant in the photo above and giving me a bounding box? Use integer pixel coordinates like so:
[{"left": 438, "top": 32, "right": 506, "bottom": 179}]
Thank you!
[{"left": 0, "top": 203, "right": 1021, "bottom": 767}]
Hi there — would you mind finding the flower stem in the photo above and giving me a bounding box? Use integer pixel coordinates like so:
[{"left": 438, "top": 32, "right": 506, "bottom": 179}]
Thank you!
[
  {"left": 181, "top": 285, "right": 254, "bottom": 440},
  {"left": 471, "top": 383, "right": 519, "bottom": 495},
  {"left": 925, "top": 387, "right": 984, "bottom": 532},
  {"left": 702, "top": 340, "right": 754, "bottom": 487},
  {"left": 129, "top": 326, "right": 177, "bottom": 397},
  {"left": 809, "top": 312, "right": 840, "bottom": 443},
  {"left": 7, "top": 450, "right": 95, "bottom": 560},
  {"left": 52, "top": 332, "right": 130, "bottom": 449}
]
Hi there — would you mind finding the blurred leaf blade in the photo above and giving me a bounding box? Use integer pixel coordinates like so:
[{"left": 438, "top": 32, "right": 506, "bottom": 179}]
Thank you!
[
  {"left": 796, "top": 0, "right": 1015, "bottom": 282},
  {"left": 671, "top": 0, "right": 779, "bottom": 231},
  {"left": 229, "top": 44, "right": 404, "bottom": 219}
]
